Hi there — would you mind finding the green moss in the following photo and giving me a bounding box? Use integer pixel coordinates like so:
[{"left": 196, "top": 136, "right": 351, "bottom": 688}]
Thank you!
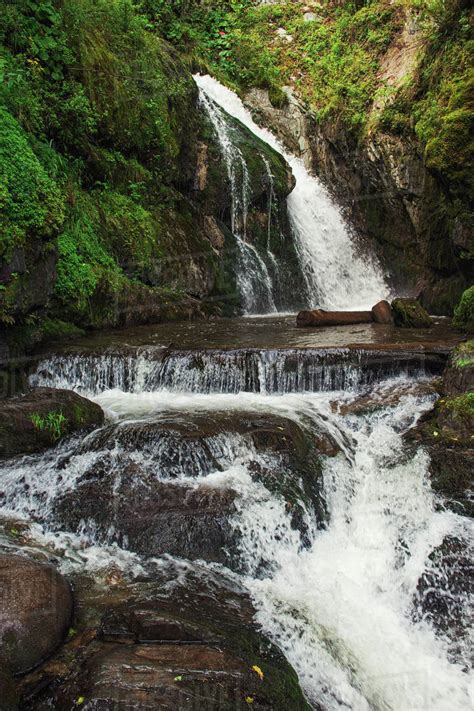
[
  {"left": 0, "top": 108, "right": 64, "bottom": 261},
  {"left": 391, "top": 297, "right": 433, "bottom": 328},
  {"left": 443, "top": 392, "right": 474, "bottom": 418},
  {"left": 453, "top": 286, "right": 474, "bottom": 332},
  {"left": 429, "top": 392, "right": 474, "bottom": 445},
  {"left": 451, "top": 339, "right": 474, "bottom": 368},
  {"left": 41, "top": 319, "right": 86, "bottom": 341},
  {"left": 0, "top": 0, "right": 217, "bottom": 331}
]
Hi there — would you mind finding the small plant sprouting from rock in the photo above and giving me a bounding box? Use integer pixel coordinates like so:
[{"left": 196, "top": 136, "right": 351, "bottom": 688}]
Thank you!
[{"left": 30, "top": 411, "right": 68, "bottom": 441}]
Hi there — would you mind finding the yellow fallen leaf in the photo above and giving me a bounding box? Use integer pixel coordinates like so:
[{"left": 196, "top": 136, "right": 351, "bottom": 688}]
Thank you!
[
  {"left": 76, "top": 698, "right": 85, "bottom": 706},
  {"left": 252, "top": 664, "right": 264, "bottom": 680}
]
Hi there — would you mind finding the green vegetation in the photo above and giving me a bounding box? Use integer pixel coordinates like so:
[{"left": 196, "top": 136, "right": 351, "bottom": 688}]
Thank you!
[
  {"left": 0, "top": 0, "right": 201, "bottom": 328},
  {"left": 40, "top": 319, "right": 85, "bottom": 341},
  {"left": 442, "top": 392, "right": 474, "bottom": 417},
  {"left": 0, "top": 0, "right": 471, "bottom": 332},
  {"left": 0, "top": 108, "right": 64, "bottom": 261},
  {"left": 453, "top": 286, "right": 474, "bottom": 332},
  {"left": 449, "top": 338, "right": 474, "bottom": 369},
  {"left": 31, "top": 410, "right": 68, "bottom": 441},
  {"left": 391, "top": 297, "right": 433, "bottom": 328},
  {"left": 171, "top": 0, "right": 472, "bottom": 192}
]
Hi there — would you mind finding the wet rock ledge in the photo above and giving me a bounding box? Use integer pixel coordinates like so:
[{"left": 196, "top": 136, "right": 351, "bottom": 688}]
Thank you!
[
  {"left": 0, "top": 387, "right": 104, "bottom": 459},
  {"left": 407, "top": 339, "right": 474, "bottom": 517},
  {"left": 0, "top": 556, "right": 310, "bottom": 710}
]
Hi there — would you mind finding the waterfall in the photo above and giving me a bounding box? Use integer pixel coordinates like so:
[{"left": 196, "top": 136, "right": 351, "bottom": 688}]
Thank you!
[
  {"left": 194, "top": 74, "right": 389, "bottom": 312},
  {"left": 31, "top": 348, "right": 438, "bottom": 397},
  {"left": 197, "top": 87, "right": 277, "bottom": 314},
  {"left": 2, "top": 364, "right": 472, "bottom": 709}
]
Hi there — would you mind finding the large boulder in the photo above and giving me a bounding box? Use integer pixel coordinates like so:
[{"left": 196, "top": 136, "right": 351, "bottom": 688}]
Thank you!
[
  {"left": 55, "top": 466, "right": 237, "bottom": 564},
  {"left": 19, "top": 570, "right": 310, "bottom": 710},
  {"left": 0, "top": 555, "right": 72, "bottom": 674},
  {"left": 391, "top": 298, "right": 433, "bottom": 328},
  {"left": 0, "top": 387, "right": 104, "bottom": 459}
]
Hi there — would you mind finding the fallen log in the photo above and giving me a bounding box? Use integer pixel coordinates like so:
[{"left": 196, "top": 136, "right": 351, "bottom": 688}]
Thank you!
[{"left": 296, "top": 309, "right": 373, "bottom": 327}]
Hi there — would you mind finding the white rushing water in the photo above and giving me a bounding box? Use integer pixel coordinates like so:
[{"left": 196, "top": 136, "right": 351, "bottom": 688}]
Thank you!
[
  {"left": 2, "top": 363, "right": 472, "bottom": 710},
  {"left": 194, "top": 74, "right": 389, "bottom": 312}
]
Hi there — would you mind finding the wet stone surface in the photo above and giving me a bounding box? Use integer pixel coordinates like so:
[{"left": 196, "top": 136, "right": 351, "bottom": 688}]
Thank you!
[
  {"left": 18, "top": 566, "right": 311, "bottom": 710},
  {"left": 51, "top": 412, "right": 328, "bottom": 565}
]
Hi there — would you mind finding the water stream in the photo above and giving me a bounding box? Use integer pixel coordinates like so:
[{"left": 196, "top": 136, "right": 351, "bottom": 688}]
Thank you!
[
  {"left": 2, "top": 346, "right": 472, "bottom": 709},
  {"left": 0, "top": 78, "right": 470, "bottom": 711}
]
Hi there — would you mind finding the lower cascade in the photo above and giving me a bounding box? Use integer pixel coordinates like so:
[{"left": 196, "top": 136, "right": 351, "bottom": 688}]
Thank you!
[{"left": 1, "top": 334, "right": 472, "bottom": 710}]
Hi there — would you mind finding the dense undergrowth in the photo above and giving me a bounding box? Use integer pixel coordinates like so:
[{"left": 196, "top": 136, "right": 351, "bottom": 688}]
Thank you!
[
  {"left": 0, "top": 0, "right": 199, "bottom": 330},
  {"left": 0, "top": 0, "right": 472, "bottom": 335}
]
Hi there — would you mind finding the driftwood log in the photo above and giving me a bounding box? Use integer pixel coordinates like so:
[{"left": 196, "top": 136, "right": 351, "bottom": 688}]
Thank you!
[
  {"left": 296, "top": 309, "right": 373, "bottom": 327},
  {"left": 296, "top": 301, "right": 395, "bottom": 328}
]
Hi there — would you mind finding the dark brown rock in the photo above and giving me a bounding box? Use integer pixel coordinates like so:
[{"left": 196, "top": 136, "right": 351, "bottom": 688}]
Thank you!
[
  {"left": 54, "top": 464, "right": 237, "bottom": 564},
  {"left": 0, "top": 387, "right": 104, "bottom": 460},
  {"left": 371, "top": 299, "right": 393, "bottom": 324},
  {"left": 19, "top": 571, "right": 310, "bottom": 710},
  {"left": 297, "top": 309, "right": 372, "bottom": 327},
  {"left": 442, "top": 340, "right": 474, "bottom": 396},
  {"left": 414, "top": 536, "right": 471, "bottom": 650},
  {"left": 0, "top": 657, "right": 19, "bottom": 710},
  {"left": 53, "top": 412, "right": 327, "bottom": 561},
  {"left": 429, "top": 446, "right": 474, "bottom": 517},
  {"left": 50, "top": 643, "right": 256, "bottom": 709},
  {"left": 0, "top": 555, "right": 72, "bottom": 674},
  {"left": 333, "top": 380, "right": 437, "bottom": 416},
  {"left": 391, "top": 298, "right": 433, "bottom": 328}
]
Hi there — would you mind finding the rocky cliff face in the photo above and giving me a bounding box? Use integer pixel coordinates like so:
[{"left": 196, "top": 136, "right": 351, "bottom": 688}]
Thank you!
[{"left": 245, "top": 87, "right": 472, "bottom": 315}]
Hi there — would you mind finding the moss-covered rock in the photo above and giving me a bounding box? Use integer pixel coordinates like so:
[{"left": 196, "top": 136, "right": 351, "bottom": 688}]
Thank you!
[
  {"left": 442, "top": 339, "right": 474, "bottom": 395},
  {"left": 436, "top": 393, "right": 474, "bottom": 444},
  {"left": 0, "top": 387, "right": 104, "bottom": 459},
  {"left": 453, "top": 285, "right": 474, "bottom": 332},
  {"left": 391, "top": 298, "right": 433, "bottom": 328},
  {"left": 407, "top": 389, "right": 473, "bottom": 516}
]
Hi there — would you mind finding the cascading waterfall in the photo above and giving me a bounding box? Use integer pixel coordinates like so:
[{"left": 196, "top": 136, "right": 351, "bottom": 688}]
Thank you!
[
  {"left": 197, "top": 87, "right": 277, "bottom": 314},
  {"left": 195, "top": 74, "right": 389, "bottom": 312},
  {"left": 31, "top": 348, "right": 435, "bottom": 396},
  {"left": 2, "top": 360, "right": 472, "bottom": 709}
]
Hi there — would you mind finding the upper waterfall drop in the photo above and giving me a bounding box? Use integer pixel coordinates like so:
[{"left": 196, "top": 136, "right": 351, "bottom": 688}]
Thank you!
[{"left": 194, "top": 74, "right": 389, "bottom": 312}]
